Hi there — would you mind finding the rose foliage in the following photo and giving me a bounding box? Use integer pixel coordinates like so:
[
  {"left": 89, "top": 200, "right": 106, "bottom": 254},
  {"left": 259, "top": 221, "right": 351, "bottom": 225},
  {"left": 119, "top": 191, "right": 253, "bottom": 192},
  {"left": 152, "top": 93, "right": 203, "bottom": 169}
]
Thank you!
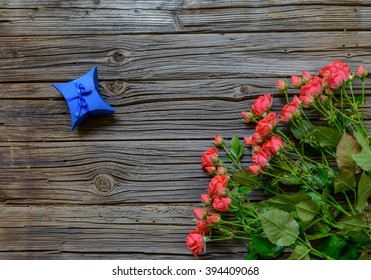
[{"left": 186, "top": 61, "right": 371, "bottom": 259}]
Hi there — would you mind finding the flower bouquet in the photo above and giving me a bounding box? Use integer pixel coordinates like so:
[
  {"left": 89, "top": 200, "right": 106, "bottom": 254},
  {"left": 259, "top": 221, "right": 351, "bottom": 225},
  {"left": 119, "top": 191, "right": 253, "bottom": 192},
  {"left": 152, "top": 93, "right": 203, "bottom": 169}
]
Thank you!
[{"left": 186, "top": 61, "right": 371, "bottom": 259}]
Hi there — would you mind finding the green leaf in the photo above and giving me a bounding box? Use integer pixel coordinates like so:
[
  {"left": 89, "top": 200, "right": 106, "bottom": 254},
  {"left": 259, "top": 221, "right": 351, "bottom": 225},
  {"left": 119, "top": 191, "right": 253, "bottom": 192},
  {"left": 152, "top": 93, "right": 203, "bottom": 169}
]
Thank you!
[
  {"left": 290, "top": 120, "right": 313, "bottom": 141},
  {"left": 352, "top": 151, "right": 371, "bottom": 172},
  {"left": 244, "top": 242, "right": 258, "bottom": 260},
  {"left": 258, "top": 193, "right": 311, "bottom": 212},
  {"left": 350, "top": 131, "right": 371, "bottom": 172},
  {"left": 343, "top": 231, "right": 371, "bottom": 245},
  {"left": 288, "top": 245, "right": 311, "bottom": 260},
  {"left": 232, "top": 169, "right": 258, "bottom": 186},
  {"left": 334, "top": 132, "right": 362, "bottom": 193},
  {"left": 334, "top": 170, "right": 356, "bottom": 193},
  {"left": 238, "top": 186, "right": 252, "bottom": 195},
  {"left": 336, "top": 132, "right": 362, "bottom": 174},
  {"left": 358, "top": 251, "right": 370, "bottom": 260},
  {"left": 295, "top": 200, "right": 320, "bottom": 221},
  {"left": 338, "top": 214, "right": 367, "bottom": 232},
  {"left": 312, "top": 126, "right": 342, "bottom": 149},
  {"left": 230, "top": 135, "right": 244, "bottom": 160},
  {"left": 252, "top": 236, "right": 282, "bottom": 259},
  {"left": 339, "top": 243, "right": 359, "bottom": 260},
  {"left": 353, "top": 131, "right": 370, "bottom": 150},
  {"left": 259, "top": 209, "right": 299, "bottom": 246},
  {"left": 317, "top": 234, "right": 347, "bottom": 259},
  {"left": 356, "top": 172, "right": 371, "bottom": 212}
]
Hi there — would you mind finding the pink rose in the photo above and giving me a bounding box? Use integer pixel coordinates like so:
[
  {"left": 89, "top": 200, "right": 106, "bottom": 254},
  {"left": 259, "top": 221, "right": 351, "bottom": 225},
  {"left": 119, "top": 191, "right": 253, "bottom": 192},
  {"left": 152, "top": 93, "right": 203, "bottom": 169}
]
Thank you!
[
  {"left": 244, "top": 132, "right": 264, "bottom": 147},
  {"left": 255, "top": 112, "right": 277, "bottom": 137},
  {"left": 242, "top": 111, "right": 254, "bottom": 123},
  {"left": 251, "top": 94, "right": 273, "bottom": 117},
  {"left": 279, "top": 96, "right": 301, "bottom": 122},
  {"left": 196, "top": 220, "right": 211, "bottom": 235},
  {"left": 201, "top": 193, "right": 211, "bottom": 204},
  {"left": 299, "top": 76, "right": 323, "bottom": 96},
  {"left": 248, "top": 164, "right": 261, "bottom": 175},
  {"left": 213, "top": 135, "right": 224, "bottom": 147},
  {"left": 320, "top": 61, "right": 350, "bottom": 78},
  {"left": 299, "top": 93, "right": 315, "bottom": 107},
  {"left": 357, "top": 65, "right": 368, "bottom": 79},
  {"left": 263, "top": 135, "right": 284, "bottom": 155},
  {"left": 186, "top": 230, "right": 205, "bottom": 256},
  {"left": 201, "top": 147, "right": 218, "bottom": 167},
  {"left": 201, "top": 147, "right": 219, "bottom": 174},
  {"left": 194, "top": 208, "right": 207, "bottom": 220},
  {"left": 326, "top": 69, "right": 349, "bottom": 89},
  {"left": 212, "top": 196, "right": 232, "bottom": 212},
  {"left": 217, "top": 166, "right": 227, "bottom": 175},
  {"left": 208, "top": 175, "right": 228, "bottom": 197},
  {"left": 302, "top": 70, "right": 312, "bottom": 82},
  {"left": 205, "top": 213, "right": 221, "bottom": 225},
  {"left": 252, "top": 149, "right": 270, "bottom": 167},
  {"left": 291, "top": 75, "right": 302, "bottom": 88},
  {"left": 277, "top": 80, "right": 288, "bottom": 92}
]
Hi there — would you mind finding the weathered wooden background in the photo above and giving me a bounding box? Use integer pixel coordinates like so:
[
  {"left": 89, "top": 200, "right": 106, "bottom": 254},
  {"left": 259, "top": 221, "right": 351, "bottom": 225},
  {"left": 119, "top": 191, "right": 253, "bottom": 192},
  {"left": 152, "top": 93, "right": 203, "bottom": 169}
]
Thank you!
[{"left": 0, "top": 0, "right": 370, "bottom": 259}]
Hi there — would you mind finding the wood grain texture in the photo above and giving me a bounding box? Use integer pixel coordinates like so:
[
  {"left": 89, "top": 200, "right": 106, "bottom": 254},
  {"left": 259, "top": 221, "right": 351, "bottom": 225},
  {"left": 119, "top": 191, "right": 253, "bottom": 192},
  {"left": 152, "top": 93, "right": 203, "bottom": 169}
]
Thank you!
[
  {"left": 1, "top": 32, "right": 370, "bottom": 83},
  {"left": 1, "top": 0, "right": 370, "bottom": 260},
  {"left": 1, "top": 1, "right": 371, "bottom": 35},
  {"left": 0, "top": 204, "right": 246, "bottom": 259}
]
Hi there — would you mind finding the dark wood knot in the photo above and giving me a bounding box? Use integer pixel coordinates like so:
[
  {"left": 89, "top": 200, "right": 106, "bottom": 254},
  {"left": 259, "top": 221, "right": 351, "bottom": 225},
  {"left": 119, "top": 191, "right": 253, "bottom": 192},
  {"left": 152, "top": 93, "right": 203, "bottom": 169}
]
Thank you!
[
  {"left": 93, "top": 174, "right": 114, "bottom": 193},
  {"left": 112, "top": 51, "right": 126, "bottom": 63},
  {"left": 240, "top": 85, "right": 250, "bottom": 95},
  {"left": 102, "top": 81, "right": 126, "bottom": 96}
]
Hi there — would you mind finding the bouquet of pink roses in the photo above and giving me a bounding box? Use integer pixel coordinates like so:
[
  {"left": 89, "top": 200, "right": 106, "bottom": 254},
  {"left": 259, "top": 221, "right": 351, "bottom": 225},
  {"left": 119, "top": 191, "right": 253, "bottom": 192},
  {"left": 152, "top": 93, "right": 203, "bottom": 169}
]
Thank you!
[{"left": 186, "top": 61, "right": 371, "bottom": 259}]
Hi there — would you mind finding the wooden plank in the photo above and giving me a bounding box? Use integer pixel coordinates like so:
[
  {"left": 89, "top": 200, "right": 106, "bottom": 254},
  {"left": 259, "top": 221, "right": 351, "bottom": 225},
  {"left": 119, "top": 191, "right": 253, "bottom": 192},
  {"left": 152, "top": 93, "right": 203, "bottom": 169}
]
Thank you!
[
  {"left": 0, "top": 32, "right": 370, "bottom": 82},
  {"left": 0, "top": 0, "right": 183, "bottom": 10},
  {"left": 0, "top": 8, "right": 177, "bottom": 35},
  {"left": 0, "top": 79, "right": 370, "bottom": 142},
  {"left": 0, "top": 140, "right": 249, "bottom": 204},
  {"left": 0, "top": 204, "right": 246, "bottom": 259},
  {"left": 177, "top": 6, "right": 371, "bottom": 32},
  {"left": 1, "top": 2, "right": 370, "bottom": 35},
  {"left": 1, "top": 0, "right": 370, "bottom": 9}
]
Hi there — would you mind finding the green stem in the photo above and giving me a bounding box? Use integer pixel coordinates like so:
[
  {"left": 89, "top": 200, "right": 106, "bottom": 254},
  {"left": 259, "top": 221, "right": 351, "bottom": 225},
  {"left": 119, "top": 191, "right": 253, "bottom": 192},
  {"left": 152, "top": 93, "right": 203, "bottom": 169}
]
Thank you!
[
  {"left": 361, "top": 79, "right": 365, "bottom": 118},
  {"left": 343, "top": 192, "right": 356, "bottom": 215},
  {"left": 221, "top": 145, "right": 242, "bottom": 170}
]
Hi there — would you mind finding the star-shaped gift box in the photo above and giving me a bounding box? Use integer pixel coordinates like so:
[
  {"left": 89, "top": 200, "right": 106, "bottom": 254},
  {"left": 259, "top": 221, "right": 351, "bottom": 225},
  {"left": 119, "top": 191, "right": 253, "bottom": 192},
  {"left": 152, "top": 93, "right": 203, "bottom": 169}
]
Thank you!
[{"left": 52, "top": 66, "right": 115, "bottom": 129}]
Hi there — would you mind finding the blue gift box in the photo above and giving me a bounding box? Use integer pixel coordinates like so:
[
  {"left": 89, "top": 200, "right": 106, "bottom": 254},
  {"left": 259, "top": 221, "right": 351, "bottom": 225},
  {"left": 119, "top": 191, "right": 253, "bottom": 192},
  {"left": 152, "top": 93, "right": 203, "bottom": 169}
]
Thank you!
[{"left": 52, "top": 66, "right": 115, "bottom": 129}]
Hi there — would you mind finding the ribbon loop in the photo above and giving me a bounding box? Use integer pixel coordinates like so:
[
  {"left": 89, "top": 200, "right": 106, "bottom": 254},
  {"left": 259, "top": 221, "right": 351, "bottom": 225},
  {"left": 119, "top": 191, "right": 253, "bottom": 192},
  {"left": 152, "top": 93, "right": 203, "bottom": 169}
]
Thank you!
[{"left": 66, "top": 83, "right": 92, "bottom": 117}]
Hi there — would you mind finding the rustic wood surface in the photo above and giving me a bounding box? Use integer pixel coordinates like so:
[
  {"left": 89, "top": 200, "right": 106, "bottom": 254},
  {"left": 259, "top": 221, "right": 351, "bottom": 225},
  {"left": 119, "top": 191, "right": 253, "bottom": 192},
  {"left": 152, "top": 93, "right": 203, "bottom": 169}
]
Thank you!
[{"left": 0, "top": 0, "right": 370, "bottom": 259}]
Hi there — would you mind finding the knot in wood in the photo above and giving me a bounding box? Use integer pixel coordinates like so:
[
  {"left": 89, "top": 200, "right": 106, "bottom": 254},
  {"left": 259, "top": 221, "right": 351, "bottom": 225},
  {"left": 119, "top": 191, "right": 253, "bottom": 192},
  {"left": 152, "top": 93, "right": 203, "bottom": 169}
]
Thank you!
[
  {"left": 104, "top": 81, "right": 126, "bottom": 96},
  {"left": 240, "top": 85, "right": 250, "bottom": 95},
  {"left": 112, "top": 51, "right": 126, "bottom": 63},
  {"left": 94, "top": 174, "right": 114, "bottom": 193}
]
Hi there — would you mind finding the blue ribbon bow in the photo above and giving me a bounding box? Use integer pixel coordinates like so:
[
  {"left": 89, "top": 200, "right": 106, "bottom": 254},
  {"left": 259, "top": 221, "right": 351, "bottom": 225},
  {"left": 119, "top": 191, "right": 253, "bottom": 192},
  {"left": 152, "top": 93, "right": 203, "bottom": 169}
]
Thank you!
[{"left": 67, "top": 83, "right": 92, "bottom": 117}]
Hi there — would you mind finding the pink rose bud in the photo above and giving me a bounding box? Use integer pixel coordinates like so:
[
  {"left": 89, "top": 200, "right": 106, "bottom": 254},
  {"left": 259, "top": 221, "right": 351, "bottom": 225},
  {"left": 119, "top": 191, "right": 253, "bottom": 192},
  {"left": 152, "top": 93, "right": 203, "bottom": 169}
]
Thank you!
[
  {"left": 277, "top": 80, "right": 288, "bottom": 92},
  {"left": 291, "top": 75, "right": 302, "bottom": 88},
  {"left": 241, "top": 111, "right": 254, "bottom": 123},
  {"left": 201, "top": 193, "right": 211, "bottom": 205},
  {"left": 244, "top": 136, "right": 253, "bottom": 146},
  {"left": 196, "top": 220, "right": 211, "bottom": 235},
  {"left": 357, "top": 64, "right": 368, "bottom": 79},
  {"left": 204, "top": 165, "right": 216, "bottom": 174},
  {"left": 213, "top": 135, "right": 224, "bottom": 147},
  {"left": 194, "top": 208, "right": 207, "bottom": 221},
  {"left": 302, "top": 70, "right": 312, "bottom": 82},
  {"left": 248, "top": 164, "right": 261, "bottom": 175},
  {"left": 217, "top": 166, "right": 227, "bottom": 175},
  {"left": 206, "top": 213, "right": 221, "bottom": 225},
  {"left": 251, "top": 94, "right": 273, "bottom": 117}
]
